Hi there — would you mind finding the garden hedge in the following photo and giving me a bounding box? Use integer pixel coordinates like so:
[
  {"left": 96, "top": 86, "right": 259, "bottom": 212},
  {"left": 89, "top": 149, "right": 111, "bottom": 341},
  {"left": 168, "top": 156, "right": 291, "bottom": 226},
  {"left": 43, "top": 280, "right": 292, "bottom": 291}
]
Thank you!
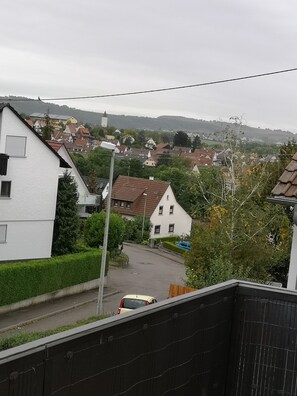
[
  {"left": 163, "top": 241, "right": 187, "bottom": 255},
  {"left": 0, "top": 250, "right": 107, "bottom": 307}
]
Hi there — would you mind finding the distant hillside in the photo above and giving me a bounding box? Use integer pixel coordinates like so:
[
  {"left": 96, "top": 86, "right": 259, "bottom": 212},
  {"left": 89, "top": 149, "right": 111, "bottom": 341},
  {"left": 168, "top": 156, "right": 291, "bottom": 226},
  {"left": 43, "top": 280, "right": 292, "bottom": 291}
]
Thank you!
[{"left": 1, "top": 96, "right": 295, "bottom": 144}]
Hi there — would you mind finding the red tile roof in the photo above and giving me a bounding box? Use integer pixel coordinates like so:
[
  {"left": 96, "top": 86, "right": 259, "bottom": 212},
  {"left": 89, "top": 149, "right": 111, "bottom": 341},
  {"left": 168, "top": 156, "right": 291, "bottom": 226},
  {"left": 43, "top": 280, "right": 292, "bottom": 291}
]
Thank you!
[
  {"left": 25, "top": 119, "right": 34, "bottom": 127},
  {"left": 47, "top": 141, "right": 63, "bottom": 152},
  {"left": 111, "top": 176, "right": 170, "bottom": 217},
  {"left": 271, "top": 152, "right": 297, "bottom": 200}
]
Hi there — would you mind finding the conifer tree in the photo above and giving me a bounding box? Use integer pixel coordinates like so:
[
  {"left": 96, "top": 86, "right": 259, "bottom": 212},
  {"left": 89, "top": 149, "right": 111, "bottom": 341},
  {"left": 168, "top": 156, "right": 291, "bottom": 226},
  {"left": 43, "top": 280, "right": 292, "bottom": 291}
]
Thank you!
[{"left": 52, "top": 171, "right": 80, "bottom": 255}]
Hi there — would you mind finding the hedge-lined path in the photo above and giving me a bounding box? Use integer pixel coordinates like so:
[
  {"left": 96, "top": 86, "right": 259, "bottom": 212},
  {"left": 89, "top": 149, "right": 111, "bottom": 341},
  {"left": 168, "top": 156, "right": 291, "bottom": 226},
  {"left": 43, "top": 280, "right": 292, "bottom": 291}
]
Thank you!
[{"left": 0, "top": 243, "right": 185, "bottom": 337}]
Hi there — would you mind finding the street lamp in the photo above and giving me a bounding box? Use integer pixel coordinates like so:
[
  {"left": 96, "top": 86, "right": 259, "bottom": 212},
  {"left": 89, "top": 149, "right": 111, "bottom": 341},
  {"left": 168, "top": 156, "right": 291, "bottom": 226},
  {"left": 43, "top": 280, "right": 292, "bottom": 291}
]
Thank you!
[
  {"left": 96, "top": 141, "right": 116, "bottom": 315},
  {"left": 141, "top": 193, "right": 148, "bottom": 240}
]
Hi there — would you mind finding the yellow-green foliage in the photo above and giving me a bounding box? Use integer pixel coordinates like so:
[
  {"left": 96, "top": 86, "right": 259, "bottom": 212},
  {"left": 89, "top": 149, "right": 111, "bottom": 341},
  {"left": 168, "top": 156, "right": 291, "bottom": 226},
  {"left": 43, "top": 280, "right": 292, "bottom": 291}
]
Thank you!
[
  {"left": 163, "top": 241, "right": 186, "bottom": 255},
  {"left": 0, "top": 250, "right": 106, "bottom": 306}
]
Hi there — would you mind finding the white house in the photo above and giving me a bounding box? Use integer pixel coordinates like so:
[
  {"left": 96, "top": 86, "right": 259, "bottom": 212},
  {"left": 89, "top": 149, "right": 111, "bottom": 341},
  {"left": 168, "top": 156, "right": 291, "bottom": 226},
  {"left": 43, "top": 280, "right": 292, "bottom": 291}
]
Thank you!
[
  {"left": 47, "top": 142, "right": 99, "bottom": 217},
  {"left": 111, "top": 175, "right": 192, "bottom": 238},
  {"left": 0, "top": 103, "right": 70, "bottom": 262}
]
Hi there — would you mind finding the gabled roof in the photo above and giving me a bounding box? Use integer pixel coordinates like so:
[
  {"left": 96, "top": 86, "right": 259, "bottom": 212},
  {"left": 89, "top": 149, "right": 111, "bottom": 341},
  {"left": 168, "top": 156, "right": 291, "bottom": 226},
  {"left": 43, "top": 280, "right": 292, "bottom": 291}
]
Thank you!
[
  {"left": 0, "top": 103, "right": 70, "bottom": 168},
  {"left": 111, "top": 176, "right": 170, "bottom": 217},
  {"left": 269, "top": 152, "right": 297, "bottom": 205}
]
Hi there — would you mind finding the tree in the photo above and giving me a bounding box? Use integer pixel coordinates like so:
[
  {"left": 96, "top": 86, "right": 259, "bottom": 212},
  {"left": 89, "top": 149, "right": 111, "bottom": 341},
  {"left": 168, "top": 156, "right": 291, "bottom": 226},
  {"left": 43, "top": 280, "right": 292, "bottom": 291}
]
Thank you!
[
  {"left": 173, "top": 131, "right": 191, "bottom": 147},
  {"left": 192, "top": 135, "right": 202, "bottom": 151},
  {"left": 185, "top": 123, "right": 292, "bottom": 288},
  {"left": 52, "top": 171, "right": 80, "bottom": 256},
  {"left": 87, "top": 169, "right": 98, "bottom": 193},
  {"left": 124, "top": 216, "right": 151, "bottom": 243},
  {"left": 84, "top": 211, "right": 125, "bottom": 255},
  {"left": 42, "top": 114, "right": 54, "bottom": 140}
]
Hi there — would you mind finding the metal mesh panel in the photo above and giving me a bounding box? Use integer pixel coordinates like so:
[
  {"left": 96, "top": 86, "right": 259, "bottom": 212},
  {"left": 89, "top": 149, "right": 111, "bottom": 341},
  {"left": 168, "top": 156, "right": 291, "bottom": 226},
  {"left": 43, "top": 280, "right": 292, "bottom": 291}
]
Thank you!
[
  {"left": 2, "top": 282, "right": 297, "bottom": 395},
  {"left": 226, "top": 287, "right": 297, "bottom": 395}
]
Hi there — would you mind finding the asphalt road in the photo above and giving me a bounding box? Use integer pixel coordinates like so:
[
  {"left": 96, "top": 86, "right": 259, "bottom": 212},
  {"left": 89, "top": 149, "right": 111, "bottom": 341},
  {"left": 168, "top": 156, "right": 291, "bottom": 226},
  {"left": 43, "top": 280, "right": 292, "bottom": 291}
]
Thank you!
[{"left": 0, "top": 243, "right": 185, "bottom": 337}]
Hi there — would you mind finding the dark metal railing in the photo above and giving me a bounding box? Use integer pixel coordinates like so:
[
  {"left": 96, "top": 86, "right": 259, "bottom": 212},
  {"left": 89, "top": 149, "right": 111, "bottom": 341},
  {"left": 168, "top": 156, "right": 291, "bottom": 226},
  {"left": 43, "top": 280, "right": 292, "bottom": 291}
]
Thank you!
[{"left": 1, "top": 280, "right": 297, "bottom": 395}]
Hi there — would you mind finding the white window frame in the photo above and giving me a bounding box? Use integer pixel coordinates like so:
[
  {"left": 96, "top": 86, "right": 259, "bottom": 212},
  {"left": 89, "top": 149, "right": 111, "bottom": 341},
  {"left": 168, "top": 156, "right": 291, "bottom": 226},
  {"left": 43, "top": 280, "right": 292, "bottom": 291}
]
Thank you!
[
  {"left": 168, "top": 224, "right": 175, "bottom": 233},
  {"left": 1, "top": 181, "right": 11, "bottom": 197},
  {"left": 154, "top": 225, "right": 161, "bottom": 234},
  {"left": 0, "top": 225, "right": 7, "bottom": 243},
  {"left": 169, "top": 205, "right": 174, "bottom": 214}
]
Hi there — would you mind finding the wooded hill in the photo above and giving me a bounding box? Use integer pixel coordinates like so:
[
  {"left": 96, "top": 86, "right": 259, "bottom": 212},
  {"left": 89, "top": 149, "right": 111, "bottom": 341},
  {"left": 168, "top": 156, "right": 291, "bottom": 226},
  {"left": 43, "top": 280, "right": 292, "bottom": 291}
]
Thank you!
[{"left": 1, "top": 96, "right": 295, "bottom": 144}]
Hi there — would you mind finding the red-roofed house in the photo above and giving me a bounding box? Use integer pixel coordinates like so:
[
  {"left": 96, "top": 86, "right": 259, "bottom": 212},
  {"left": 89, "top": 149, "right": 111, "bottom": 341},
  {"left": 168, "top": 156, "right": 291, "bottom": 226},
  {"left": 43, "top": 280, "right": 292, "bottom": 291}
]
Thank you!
[
  {"left": 111, "top": 176, "right": 192, "bottom": 238},
  {"left": 76, "top": 127, "right": 91, "bottom": 140}
]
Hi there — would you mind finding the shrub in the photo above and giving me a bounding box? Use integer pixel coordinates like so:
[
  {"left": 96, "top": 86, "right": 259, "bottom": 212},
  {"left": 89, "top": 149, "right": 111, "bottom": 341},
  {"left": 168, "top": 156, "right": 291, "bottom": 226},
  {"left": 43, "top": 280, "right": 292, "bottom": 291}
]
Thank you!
[
  {"left": 163, "top": 241, "right": 187, "bottom": 255},
  {"left": 0, "top": 250, "right": 106, "bottom": 306}
]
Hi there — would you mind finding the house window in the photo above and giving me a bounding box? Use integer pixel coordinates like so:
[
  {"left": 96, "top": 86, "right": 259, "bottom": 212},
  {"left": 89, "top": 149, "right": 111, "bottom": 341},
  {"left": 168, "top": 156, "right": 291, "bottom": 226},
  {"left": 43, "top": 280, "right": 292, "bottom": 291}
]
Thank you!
[
  {"left": 127, "top": 202, "right": 131, "bottom": 208},
  {"left": 159, "top": 206, "right": 163, "bottom": 215},
  {"left": 114, "top": 200, "right": 118, "bottom": 207},
  {"left": 167, "top": 195, "right": 169, "bottom": 201},
  {"left": 5, "top": 136, "right": 27, "bottom": 157},
  {"left": 154, "top": 225, "right": 161, "bottom": 234},
  {"left": 168, "top": 224, "right": 175, "bottom": 233},
  {"left": 0, "top": 225, "right": 7, "bottom": 243},
  {"left": 120, "top": 201, "right": 125, "bottom": 207},
  {"left": 1, "top": 181, "right": 11, "bottom": 197},
  {"left": 169, "top": 205, "right": 174, "bottom": 214}
]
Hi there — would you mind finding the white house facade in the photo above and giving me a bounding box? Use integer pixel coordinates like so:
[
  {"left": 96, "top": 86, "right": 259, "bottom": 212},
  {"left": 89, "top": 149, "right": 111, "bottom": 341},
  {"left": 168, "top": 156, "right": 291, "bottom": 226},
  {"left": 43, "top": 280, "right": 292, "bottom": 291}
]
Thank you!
[
  {"left": 48, "top": 142, "right": 99, "bottom": 217},
  {"left": 0, "top": 104, "right": 70, "bottom": 262},
  {"left": 150, "top": 185, "right": 192, "bottom": 239},
  {"left": 111, "top": 176, "right": 192, "bottom": 239}
]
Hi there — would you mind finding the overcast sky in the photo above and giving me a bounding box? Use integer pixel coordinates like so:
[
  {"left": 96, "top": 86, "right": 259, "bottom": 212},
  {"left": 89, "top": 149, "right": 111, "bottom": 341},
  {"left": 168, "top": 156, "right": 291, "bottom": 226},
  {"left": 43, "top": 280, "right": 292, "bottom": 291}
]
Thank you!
[{"left": 1, "top": 0, "right": 297, "bottom": 132}]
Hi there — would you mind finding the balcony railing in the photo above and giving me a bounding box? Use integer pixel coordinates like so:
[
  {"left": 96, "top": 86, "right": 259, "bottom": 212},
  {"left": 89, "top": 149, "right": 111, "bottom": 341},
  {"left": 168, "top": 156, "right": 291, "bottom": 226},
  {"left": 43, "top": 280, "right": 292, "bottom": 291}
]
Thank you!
[{"left": 1, "top": 280, "right": 297, "bottom": 395}]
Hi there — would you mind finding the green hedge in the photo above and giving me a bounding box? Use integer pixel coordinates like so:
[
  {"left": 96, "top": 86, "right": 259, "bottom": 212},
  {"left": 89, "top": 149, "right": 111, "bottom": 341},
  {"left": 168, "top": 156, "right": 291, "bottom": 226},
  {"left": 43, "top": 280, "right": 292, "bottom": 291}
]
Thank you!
[
  {"left": 163, "top": 241, "right": 187, "bottom": 255},
  {"left": 0, "top": 250, "right": 107, "bottom": 307}
]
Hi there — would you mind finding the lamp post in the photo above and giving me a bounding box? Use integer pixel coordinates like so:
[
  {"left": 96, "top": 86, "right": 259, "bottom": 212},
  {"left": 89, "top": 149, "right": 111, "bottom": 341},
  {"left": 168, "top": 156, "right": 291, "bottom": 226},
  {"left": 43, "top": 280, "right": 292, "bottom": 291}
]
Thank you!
[
  {"left": 96, "top": 141, "right": 116, "bottom": 315},
  {"left": 141, "top": 193, "right": 148, "bottom": 240}
]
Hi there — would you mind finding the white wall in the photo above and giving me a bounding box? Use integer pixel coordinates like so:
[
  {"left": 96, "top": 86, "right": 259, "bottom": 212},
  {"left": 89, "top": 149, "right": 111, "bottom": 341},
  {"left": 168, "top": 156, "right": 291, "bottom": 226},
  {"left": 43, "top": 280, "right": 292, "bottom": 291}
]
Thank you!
[
  {"left": 0, "top": 106, "right": 61, "bottom": 261},
  {"left": 0, "top": 221, "right": 54, "bottom": 261},
  {"left": 149, "top": 186, "right": 192, "bottom": 239},
  {"left": 57, "top": 146, "right": 98, "bottom": 209}
]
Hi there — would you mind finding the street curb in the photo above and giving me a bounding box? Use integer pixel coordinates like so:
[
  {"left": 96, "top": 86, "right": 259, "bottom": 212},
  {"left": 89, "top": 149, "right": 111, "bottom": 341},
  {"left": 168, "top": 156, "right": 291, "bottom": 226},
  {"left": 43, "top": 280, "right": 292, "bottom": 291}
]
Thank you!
[{"left": 0, "top": 290, "right": 121, "bottom": 335}]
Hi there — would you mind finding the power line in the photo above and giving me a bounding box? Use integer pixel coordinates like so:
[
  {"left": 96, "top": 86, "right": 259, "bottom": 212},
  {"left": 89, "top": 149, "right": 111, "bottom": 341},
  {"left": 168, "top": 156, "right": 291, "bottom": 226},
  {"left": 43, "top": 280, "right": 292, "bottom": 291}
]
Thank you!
[{"left": 2, "top": 67, "right": 297, "bottom": 102}]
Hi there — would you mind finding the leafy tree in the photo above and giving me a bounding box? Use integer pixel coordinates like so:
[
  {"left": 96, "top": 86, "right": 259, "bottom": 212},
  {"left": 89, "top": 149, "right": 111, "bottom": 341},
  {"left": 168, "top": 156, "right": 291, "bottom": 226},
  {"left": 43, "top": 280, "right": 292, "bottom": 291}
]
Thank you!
[
  {"left": 124, "top": 216, "right": 151, "bottom": 243},
  {"left": 184, "top": 124, "right": 292, "bottom": 288},
  {"left": 279, "top": 138, "right": 297, "bottom": 169},
  {"left": 156, "top": 153, "right": 172, "bottom": 167},
  {"left": 20, "top": 112, "right": 30, "bottom": 119},
  {"left": 87, "top": 169, "right": 98, "bottom": 193},
  {"left": 115, "top": 158, "right": 145, "bottom": 178},
  {"left": 173, "top": 131, "right": 191, "bottom": 147},
  {"left": 84, "top": 211, "right": 125, "bottom": 255},
  {"left": 135, "top": 130, "right": 147, "bottom": 148},
  {"left": 186, "top": 203, "right": 291, "bottom": 289},
  {"left": 90, "top": 126, "right": 106, "bottom": 139},
  {"left": 52, "top": 171, "right": 80, "bottom": 256},
  {"left": 71, "top": 153, "right": 91, "bottom": 176}
]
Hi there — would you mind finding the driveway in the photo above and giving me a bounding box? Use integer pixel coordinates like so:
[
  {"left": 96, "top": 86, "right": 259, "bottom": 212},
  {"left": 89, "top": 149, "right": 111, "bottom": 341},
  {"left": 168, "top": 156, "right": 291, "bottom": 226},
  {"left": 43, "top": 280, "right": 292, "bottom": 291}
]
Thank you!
[{"left": 0, "top": 243, "right": 186, "bottom": 336}]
